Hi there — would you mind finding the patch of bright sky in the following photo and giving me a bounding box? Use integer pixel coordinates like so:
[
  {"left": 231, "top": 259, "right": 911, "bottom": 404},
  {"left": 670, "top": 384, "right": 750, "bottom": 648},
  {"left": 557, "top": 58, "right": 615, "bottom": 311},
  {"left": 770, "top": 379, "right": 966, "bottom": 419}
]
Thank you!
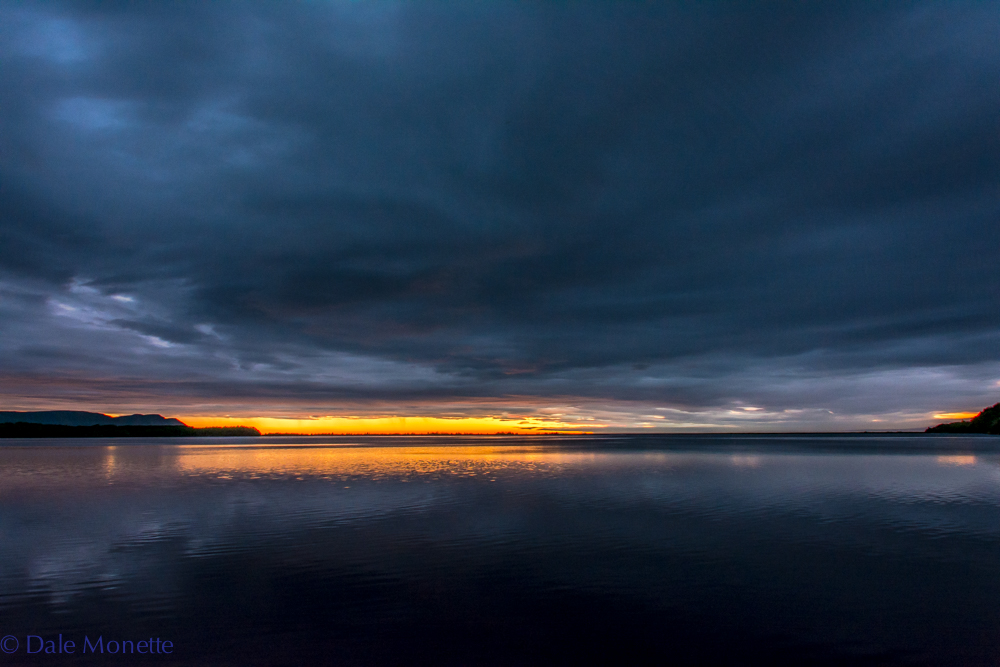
[
  {"left": 50, "top": 279, "right": 137, "bottom": 328},
  {"left": 53, "top": 97, "right": 137, "bottom": 131},
  {"left": 46, "top": 278, "right": 183, "bottom": 350},
  {"left": 4, "top": 10, "right": 90, "bottom": 64}
]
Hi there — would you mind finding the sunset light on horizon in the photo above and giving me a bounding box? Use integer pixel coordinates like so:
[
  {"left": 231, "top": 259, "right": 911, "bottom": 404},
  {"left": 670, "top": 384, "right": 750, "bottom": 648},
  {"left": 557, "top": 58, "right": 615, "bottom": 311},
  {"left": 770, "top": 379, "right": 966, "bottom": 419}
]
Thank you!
[
  {"left": 2, "top": 3, "right": 999, "bottom": 664},
  {"left": 178, "top": 414, "right": 593, "bottom": 435},
  {"left": 0, "top": 1, "right": 996, "bottom": 432}
]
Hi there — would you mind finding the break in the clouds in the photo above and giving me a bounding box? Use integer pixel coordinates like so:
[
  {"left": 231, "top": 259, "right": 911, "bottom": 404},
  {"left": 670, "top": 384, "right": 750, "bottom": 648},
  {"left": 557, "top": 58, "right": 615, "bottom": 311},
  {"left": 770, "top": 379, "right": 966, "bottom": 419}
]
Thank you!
[{"left": 1, "top": 2, "right": 998, "bottom": 430}]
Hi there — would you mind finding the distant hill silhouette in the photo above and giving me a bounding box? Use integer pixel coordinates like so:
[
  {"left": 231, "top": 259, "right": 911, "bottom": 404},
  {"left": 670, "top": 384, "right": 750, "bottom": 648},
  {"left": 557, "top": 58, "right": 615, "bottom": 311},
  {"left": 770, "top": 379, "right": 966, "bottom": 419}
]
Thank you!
[
  {"left": 0, "top": 411, "right": 186, "bottom": 426},
  {"left": 0, "top": 411, "right": 261, "bottom": 438},
  {"left": 0, "top": 423, "right": 260, "bottom": 438},
  {"left": 926, "top": 403, "right": 1000, "bottom": 434}
]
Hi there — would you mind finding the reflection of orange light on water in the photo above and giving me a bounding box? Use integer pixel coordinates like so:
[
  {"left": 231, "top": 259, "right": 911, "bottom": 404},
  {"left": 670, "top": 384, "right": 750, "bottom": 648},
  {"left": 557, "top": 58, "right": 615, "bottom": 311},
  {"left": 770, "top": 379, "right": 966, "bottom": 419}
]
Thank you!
[
  {"left": 104, "top": 446, "right": 118, "bottom": 478},
  {"left": 936, "top": 455, "right": 977, "bottom": 466},
  {"left": 730, "top": 455, "right": 761, "bottom": 468},
  {"left": 178, "top": 415, "right": 592, "bottom": 435},
  {"left": 174, "top": 446, "right": 629, "bottom": 477}
]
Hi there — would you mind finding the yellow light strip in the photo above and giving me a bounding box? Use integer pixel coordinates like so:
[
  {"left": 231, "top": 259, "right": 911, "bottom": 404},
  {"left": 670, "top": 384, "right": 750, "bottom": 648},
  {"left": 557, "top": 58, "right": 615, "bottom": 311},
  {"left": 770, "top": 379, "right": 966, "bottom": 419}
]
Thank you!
[
  {"left": 931, "top": 412, "right": 978, "bottom": 420},
  {"left": 178, "top": 415, "right": 594, "bottom": 435}
]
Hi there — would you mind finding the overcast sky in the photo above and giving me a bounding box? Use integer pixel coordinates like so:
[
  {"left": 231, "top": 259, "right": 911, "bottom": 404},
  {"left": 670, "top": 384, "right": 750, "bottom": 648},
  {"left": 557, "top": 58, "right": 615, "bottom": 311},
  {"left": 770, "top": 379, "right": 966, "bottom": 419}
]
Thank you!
[{"left": 1, "top": 1, "right": 998, "bottom": 431}]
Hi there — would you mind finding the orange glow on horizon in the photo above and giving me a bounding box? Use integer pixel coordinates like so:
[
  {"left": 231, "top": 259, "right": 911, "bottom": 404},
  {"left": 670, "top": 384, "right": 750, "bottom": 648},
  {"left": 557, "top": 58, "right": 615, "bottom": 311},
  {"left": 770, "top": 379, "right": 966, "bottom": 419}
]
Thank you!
[
  {"left": 178, "top": 415, "right": 594, "bottom": 435},
  {"left": 932, "top": 412, "right": 978, "bottom": 420}
]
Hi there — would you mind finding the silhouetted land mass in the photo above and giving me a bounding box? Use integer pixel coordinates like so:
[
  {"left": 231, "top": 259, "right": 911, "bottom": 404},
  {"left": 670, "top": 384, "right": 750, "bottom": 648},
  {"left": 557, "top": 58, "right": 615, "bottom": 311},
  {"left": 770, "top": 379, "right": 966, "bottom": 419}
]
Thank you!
[
  {"left": 0, "top": 411, "right": 185, "bottom": 426},
  {"left": 0, "top": 423, "right": 260, "bottom": 438},
  {"left": 926, "top": 403, "right": 1000, "bottom": 434},
  {"left": 0, "top": 410, "right": 259, "bottom": 437}
]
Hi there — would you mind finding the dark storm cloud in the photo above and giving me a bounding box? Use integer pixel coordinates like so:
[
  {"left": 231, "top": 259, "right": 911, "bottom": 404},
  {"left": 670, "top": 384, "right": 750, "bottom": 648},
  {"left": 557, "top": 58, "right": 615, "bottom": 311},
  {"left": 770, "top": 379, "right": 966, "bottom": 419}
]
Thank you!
[{"left": 1, "top": 1, "right": 998, "bottom": 427}]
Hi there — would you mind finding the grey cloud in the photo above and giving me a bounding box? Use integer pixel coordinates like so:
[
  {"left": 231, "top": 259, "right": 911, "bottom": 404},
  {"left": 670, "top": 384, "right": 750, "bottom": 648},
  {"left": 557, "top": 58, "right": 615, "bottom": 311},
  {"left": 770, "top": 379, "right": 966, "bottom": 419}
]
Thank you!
[{"left": 1, "top": 1, "right": 998, "bottom": 427}]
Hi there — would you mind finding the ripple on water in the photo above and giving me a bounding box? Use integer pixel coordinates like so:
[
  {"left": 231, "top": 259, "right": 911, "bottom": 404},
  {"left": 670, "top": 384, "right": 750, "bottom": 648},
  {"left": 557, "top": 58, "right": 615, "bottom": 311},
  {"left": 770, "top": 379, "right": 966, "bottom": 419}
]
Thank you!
[{"left": 1, "top": 436, "right": 999, "bottom": 664}]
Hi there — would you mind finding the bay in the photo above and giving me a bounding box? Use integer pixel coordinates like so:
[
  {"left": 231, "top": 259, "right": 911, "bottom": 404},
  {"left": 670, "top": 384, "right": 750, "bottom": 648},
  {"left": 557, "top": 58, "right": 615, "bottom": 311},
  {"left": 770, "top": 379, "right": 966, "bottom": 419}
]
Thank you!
[{"left": 0, "top": 434, "right": 998, "bottom": 665}]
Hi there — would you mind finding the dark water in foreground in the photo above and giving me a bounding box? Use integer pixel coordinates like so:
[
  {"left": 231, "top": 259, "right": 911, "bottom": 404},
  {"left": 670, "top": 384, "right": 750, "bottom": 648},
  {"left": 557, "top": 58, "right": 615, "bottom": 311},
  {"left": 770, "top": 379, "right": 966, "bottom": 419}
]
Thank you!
[{"left": 1, "top": 434, "right": 999, "bottom": 666}]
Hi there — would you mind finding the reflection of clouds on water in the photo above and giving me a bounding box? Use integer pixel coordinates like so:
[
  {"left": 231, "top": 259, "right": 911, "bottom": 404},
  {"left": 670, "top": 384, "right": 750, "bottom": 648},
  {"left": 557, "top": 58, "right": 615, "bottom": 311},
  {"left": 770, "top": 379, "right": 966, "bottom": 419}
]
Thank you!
[
  {"left": 2, "top": 440, "right": 1000, "bottom": 619},
  {"left": 28, "top": 542, "right": 110, "bottom": 607}
]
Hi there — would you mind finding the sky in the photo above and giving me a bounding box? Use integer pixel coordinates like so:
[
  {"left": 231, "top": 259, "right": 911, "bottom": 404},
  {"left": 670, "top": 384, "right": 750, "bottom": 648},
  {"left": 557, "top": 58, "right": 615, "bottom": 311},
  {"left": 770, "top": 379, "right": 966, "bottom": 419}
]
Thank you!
[{"left": 1, "top": 1, "right": 998, "bottom": 433}]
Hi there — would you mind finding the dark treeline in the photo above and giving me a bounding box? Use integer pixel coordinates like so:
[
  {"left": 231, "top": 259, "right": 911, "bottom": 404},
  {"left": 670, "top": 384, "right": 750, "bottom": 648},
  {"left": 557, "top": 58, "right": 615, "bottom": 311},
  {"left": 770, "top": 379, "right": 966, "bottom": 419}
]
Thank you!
[
  {"left": 926, "top": 403, "right": 1000, "bottom": 435},
  {"left": 0, "top": 423, "right": 260, "bottom": 438}
]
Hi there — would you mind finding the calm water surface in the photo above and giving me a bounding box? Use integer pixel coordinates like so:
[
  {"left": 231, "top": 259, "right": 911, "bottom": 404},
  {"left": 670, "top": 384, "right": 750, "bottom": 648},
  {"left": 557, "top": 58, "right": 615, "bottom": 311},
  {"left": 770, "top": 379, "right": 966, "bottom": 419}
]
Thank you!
[{"left": 1, "top": 434, "right": 999, "bottom": 665}]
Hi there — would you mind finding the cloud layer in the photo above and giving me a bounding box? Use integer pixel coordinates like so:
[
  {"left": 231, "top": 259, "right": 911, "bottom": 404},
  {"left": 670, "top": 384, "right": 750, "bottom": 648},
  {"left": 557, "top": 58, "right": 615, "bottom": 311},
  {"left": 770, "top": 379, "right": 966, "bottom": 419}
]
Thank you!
[{"left": 1, "top": 2, "right": 998, "bottom": 429}]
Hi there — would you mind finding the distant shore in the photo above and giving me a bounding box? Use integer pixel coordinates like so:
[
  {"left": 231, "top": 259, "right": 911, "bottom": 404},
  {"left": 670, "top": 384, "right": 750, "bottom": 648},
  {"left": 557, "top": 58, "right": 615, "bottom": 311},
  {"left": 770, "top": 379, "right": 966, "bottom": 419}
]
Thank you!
[
  {"left": 925, "top": 403, "right": 1000, "bottom": 435},
  {"left": 0, "top": 423, "right": 260, "bottom": 438}
]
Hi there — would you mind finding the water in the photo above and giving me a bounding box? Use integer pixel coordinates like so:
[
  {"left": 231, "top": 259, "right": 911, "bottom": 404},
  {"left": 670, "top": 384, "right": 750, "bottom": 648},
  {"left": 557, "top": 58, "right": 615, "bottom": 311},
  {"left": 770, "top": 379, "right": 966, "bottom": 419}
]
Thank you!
[{"left": 1, "top": 434, "right": 999, "bottom": 665}]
